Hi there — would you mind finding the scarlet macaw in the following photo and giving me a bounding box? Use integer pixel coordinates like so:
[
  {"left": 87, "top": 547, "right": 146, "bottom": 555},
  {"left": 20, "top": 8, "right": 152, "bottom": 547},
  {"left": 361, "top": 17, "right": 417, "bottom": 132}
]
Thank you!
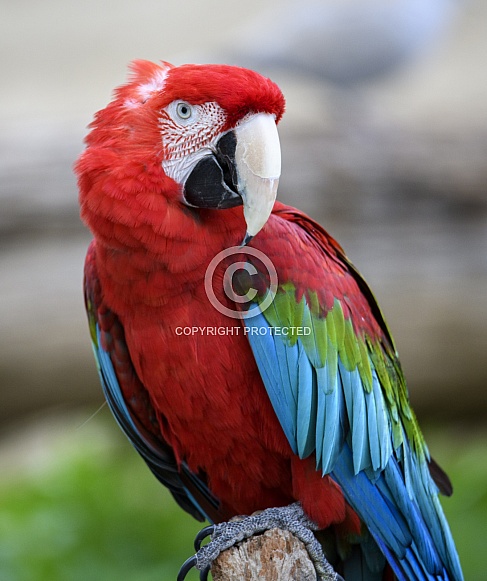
[{"left": 77, "top": 60, "right": 463, "bottom": 580}]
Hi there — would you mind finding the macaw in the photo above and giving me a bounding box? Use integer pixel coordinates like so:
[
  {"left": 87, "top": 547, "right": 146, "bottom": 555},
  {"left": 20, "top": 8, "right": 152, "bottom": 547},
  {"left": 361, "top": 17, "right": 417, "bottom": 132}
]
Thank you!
[{"left": 77, "top": 60, "right": 463, "bottom": 580}]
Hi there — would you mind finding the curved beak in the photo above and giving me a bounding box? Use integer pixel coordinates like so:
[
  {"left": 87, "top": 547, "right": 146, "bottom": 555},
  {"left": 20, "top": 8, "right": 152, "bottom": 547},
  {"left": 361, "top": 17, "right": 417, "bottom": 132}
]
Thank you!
[
  {"left": 182, "top": 112, "right": 281, "bottom": 243},
  {"left": 234, "top": 113, "right": 281, "bottom": 244}
]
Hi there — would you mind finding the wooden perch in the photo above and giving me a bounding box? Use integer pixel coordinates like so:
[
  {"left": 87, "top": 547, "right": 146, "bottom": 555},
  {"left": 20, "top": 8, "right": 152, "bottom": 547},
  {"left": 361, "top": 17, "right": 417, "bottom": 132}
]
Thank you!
[{"left": 210, "top": 527, "right": 335, "bottom": 581}]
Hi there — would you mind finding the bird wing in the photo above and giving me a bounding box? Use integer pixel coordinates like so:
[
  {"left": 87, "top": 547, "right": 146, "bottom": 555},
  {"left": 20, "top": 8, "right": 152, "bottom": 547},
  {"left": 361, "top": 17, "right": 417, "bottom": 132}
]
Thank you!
[
  {"left": 83, "top": 241, "right": 220, "bottom": 524},
  {"left": 236, "top": 205, "right": 462, "bottom": 580}
]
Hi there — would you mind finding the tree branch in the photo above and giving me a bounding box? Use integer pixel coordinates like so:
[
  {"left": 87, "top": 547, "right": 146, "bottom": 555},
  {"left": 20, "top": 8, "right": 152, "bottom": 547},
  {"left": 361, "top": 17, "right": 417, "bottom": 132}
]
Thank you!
[{"left": 211, "top": 527, "right": 337, "bottom": 581}]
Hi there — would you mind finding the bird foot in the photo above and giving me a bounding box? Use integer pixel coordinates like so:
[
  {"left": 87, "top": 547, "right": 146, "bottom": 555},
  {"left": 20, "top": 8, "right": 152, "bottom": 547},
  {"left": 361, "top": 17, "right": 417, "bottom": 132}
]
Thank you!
[{"left": 177, "top": 502, "right": 343, "bottom": 580}]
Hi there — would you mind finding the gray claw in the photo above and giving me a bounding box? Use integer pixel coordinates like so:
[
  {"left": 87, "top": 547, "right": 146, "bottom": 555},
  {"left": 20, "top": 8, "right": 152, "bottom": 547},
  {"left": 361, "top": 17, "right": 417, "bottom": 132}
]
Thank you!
[{"left": 194, "top": 503, "right": 341, "bottom": 581}]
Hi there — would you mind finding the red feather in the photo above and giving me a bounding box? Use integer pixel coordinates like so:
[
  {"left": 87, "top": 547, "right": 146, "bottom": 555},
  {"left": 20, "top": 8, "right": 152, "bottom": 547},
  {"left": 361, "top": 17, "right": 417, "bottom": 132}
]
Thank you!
[{"left": 78, "top": 62, "right": 378, "bottom": 542}]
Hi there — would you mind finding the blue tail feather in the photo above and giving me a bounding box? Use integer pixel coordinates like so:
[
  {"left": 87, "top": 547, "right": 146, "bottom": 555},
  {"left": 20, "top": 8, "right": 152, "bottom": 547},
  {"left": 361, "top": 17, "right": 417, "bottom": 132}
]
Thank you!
[{"left": 333, "top": 443, "right": 461, "bottom": 580}]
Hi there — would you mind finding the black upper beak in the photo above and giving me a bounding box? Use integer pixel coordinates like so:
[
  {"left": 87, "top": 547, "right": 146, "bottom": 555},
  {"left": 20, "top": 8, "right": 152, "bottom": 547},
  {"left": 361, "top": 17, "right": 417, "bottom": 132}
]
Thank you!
[{"left": 183, "top": 131, "right": 242, "bottom": 210}]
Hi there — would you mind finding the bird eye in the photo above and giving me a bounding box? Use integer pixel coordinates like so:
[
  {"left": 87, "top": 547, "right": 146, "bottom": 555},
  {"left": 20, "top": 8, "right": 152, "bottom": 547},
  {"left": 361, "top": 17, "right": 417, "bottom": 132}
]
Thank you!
[
  {"left": 164, "top": 100, "right": 199, "bottom": 126},
  {"left": 176, "top": 102, "right": 193, "bottom": 120}
]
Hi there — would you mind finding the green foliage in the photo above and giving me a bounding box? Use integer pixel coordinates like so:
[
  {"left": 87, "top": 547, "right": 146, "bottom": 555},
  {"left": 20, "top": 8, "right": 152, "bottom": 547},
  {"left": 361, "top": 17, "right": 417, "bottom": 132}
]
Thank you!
[
  {"left": 0, "top": 413, "right": 202, "bottom": 581},
  {"left": 424, "top": 425, "right": 487, "bottom": 581},
  {"left": 0, "top": 414, "right": 485, "bottom": 580}
]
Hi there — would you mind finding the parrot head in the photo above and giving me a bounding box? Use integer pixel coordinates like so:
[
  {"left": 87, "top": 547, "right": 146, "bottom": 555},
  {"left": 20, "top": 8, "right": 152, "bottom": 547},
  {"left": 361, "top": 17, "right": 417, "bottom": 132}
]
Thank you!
[{"left": 80, "top": 60, "right": 285, "bottom": 245}]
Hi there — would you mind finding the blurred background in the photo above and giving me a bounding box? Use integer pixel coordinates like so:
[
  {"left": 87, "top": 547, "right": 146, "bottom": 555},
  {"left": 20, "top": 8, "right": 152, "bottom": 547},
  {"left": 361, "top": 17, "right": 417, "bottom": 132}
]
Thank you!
[{"left": 1, "top": 0, "right": 486, "bottom": 578}]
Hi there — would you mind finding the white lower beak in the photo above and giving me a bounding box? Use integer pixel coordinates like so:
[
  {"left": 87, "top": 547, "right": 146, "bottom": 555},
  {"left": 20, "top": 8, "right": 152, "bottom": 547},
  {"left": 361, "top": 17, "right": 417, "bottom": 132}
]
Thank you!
[{"left": 234, "top": 113, "right": 281, "bottom": 241}]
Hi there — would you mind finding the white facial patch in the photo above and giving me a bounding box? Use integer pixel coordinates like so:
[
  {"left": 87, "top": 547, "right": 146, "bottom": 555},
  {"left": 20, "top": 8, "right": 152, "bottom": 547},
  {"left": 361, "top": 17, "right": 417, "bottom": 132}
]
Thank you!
[
  {"left": 160, "top": 101, "right": 227, "bottom": 183},
  {"left": 162, "top": 145, "right": 217, "bottom": 185}
]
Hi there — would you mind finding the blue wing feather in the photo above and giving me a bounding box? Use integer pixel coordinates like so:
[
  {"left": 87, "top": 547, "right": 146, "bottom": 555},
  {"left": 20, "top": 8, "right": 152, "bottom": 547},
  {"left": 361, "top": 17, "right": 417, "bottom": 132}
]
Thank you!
[
  {"left": 93, "top": 327, "right": 137, "bottom": 437},
  {"left": 244, "top": 299, "right": 463, "bottom": 580},
  {"left": 296, "top": 344, "right": 317, "bottom": 458},
  {"left": 317, "top": 364, "right": 347, "bottom": 473},
  {"left": 244, "top": 312, "right": 298, "bottom": 453},
  {"left": 366, "top": 371, "right": 382, "bottom": 473}
]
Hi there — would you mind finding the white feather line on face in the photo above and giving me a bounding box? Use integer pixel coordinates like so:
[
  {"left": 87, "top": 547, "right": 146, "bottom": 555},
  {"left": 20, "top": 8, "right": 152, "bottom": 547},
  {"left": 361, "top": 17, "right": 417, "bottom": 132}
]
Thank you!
[{"left": 162, "top": 145, "right": 216, "bottom": 185}]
